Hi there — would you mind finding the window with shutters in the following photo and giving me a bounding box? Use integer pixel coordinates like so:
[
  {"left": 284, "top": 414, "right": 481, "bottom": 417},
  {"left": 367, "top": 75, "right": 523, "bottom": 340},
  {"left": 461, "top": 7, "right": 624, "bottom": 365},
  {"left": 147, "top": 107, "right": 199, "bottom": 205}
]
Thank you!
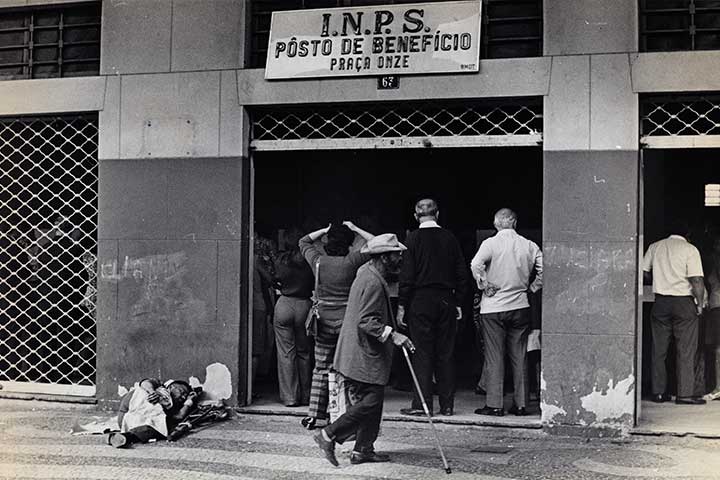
[{"left": 0, "top": 2, "right": 101, "bottom": 80}]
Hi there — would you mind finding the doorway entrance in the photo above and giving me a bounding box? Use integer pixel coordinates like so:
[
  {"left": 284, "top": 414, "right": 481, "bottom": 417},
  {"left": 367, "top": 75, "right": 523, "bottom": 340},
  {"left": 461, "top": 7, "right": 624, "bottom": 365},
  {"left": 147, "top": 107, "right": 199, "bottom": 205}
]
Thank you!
[
  {"left": 639, "top": 148, "right": 720, "bottom": 436},
  {"left": 248, "top": 146, "right": 543, "bottom": 426}
]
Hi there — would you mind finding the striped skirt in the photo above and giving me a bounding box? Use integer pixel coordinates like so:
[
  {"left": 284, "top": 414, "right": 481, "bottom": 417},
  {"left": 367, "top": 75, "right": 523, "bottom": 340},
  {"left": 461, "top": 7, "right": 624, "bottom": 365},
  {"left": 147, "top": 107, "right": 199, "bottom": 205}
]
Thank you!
[{"left": 307, "top": 318, "right": 342, "bottom": 420}]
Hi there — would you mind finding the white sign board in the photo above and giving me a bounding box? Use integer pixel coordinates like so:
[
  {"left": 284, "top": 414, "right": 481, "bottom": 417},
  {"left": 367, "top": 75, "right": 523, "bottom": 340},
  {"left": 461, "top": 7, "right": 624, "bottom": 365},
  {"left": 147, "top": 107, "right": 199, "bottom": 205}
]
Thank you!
[{"left": 265, "top": 1, "right": 482, "bottom": 80}]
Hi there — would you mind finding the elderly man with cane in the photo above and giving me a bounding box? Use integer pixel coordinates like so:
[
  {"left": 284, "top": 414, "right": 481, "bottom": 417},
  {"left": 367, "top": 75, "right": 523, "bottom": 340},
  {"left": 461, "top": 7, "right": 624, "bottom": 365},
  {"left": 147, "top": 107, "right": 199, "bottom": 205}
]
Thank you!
[{"left": 313, "top": 234, "right": 415, "bottom": 466}]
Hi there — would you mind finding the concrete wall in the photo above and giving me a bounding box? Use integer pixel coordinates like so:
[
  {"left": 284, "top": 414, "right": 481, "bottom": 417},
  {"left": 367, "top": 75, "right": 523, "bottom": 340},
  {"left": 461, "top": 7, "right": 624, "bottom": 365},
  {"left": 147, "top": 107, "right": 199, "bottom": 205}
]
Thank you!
[
  {"left": 94, "top": 0, "right": 248, "bottom": 408},
  {"left": 541, "top": 3, "right": 640, "bottom": 432}
]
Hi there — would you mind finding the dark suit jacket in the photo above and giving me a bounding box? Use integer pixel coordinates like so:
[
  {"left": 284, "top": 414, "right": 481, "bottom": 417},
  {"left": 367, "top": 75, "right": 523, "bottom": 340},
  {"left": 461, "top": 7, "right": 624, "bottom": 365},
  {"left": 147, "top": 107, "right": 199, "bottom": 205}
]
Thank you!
[{"left": 333, "top": 262, "right": 396, "bottom": 385}]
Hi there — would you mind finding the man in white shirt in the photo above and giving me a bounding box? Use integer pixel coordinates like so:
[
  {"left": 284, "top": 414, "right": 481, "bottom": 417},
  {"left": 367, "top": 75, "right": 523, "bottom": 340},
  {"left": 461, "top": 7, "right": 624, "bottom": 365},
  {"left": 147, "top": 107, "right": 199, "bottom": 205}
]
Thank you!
[
  {"left": 470, "top": 208, "right": 542, "bottom": 416},
  {"left": 643, "top": 219, "right": 706, "bottom": 405}
]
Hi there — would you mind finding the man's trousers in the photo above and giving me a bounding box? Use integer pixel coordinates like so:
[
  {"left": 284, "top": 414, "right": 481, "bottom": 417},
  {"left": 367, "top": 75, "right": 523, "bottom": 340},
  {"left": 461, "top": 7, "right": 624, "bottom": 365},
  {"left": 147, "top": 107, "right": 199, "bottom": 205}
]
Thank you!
[
  {"left": 325, "top": 379, "right": 384, "bottom": 453},
  {"left": 481, "top": 308, "right": 530, "bottom": 409},
  {"left": 408, "top": 289, "right": 457, "bottom": 412},
  {"left": 651, "top": 295, "right": 699, "bottom": 398}
]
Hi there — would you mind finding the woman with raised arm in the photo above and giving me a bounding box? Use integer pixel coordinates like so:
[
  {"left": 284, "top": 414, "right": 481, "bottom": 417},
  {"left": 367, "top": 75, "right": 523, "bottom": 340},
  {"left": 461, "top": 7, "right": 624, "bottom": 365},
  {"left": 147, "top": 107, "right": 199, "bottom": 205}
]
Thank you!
[{"left": 298, "top": 221, "right": 375, "bottom": 430}]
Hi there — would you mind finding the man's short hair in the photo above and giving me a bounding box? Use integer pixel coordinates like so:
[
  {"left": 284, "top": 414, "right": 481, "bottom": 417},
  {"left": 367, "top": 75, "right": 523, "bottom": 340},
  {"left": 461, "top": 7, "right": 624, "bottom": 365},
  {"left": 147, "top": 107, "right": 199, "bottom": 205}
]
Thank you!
[
  {"left": 415, "top": 198, "right": 439, "bottom": 219},
  {"left": 494, "top": 208, "right": 517, "bottom": 229}
]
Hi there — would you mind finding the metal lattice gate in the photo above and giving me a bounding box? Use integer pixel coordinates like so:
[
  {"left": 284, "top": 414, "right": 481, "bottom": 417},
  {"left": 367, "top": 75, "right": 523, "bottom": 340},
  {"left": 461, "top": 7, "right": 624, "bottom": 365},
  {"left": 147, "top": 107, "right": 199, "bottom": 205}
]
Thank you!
[
  {"left": 641, "top": 94, "right": 720, "bottom": 149},
  {"left": 0, "top": 115, "right": 98, "bottom": 396},
  {"left": 251, "top": 100, "right": 543, "bottom": 150}
]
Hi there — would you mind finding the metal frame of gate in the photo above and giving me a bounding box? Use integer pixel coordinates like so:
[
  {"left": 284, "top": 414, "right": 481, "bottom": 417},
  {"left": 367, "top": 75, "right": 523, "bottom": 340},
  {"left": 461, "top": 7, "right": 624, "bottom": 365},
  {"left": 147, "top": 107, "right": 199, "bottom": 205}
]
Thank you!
[
  {"left": 0, "top": 114, "right": 98, "bottom": 397},
  {"left": 250, "top": 99, "right": 543, "bottom": 150}
]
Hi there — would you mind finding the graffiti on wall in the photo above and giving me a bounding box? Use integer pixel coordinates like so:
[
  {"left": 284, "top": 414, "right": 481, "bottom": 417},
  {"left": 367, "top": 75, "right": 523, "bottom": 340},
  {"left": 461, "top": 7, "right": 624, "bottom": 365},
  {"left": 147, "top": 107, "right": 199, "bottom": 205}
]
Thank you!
[{"left": 100, "top": 252, "right": 207, "bottom": 322}]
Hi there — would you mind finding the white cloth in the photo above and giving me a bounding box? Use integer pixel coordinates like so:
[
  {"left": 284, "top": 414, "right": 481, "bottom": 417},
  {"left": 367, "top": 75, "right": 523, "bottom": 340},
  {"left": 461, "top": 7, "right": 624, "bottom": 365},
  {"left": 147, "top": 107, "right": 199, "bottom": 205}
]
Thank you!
[
  {"left": 471, "top": 229, "right": 543, "bottom": 314},
  {"left": 120, "top": 388, "right": 168, "bottom": 437},
  {"left": 527, "top": 329, "right": 541, "bottom": 352},
  {"left": 643, "top": 235, "right": 703, "bottom": 296}
]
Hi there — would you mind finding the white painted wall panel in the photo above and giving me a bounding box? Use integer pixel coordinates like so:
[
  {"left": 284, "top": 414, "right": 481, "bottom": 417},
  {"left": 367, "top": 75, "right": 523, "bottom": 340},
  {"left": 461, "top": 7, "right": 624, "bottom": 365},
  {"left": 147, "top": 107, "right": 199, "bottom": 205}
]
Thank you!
[
  {"left": 590, "top": 54, "right": 638, "bottom": 151},
  {"left": 120, "top": 72, "right": 221, "bottom": 159},
  {"left": 219, "top": 70, "right": 244, "bottom": 157},
  {"left": 0, "top": 77, "right": 105, "bottom": 115},
  {"left": 631, "top": 51, "right": 720, "bottom": 93},
  {"left": 238, "top": 57, "right": 551, "bottom": 105},
  {"left": 544, "top": 56, "right": 590, "bottom": 151},
  {"left": 98, "top": 75, "right": 120, "bottom": 160}
]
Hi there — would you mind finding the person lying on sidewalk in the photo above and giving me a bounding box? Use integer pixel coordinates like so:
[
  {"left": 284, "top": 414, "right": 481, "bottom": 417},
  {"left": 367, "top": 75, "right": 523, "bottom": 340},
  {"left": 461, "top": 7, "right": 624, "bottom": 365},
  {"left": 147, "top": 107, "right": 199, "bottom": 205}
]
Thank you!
[{"left": 108, "top": 378, "right": 199, "bottom": 448}]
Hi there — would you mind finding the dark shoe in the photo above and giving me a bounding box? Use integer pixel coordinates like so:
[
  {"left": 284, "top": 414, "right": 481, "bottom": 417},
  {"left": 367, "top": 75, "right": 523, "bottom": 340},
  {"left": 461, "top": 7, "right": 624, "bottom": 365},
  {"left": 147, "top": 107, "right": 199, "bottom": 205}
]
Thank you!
[
  {"left": 350, "top": 451, "right": 391, "bottom": 464},
  {"left": 313, "top": 431, "right": 339, "bottom": 467},
  {"left": 508, "top": 405, "right": 528, "bottom": 416},
  {"left": 350, "top": 452, "right": 390, "bottom": 465},
  {"left": 400, "top": 407, "right": 429, "bottom": 417},
  {"left": 651, "top": 393, "right": 671, "bottom": 403},
  {"left": 676, "top": 397, "right": 707, "bottom": 405},
  {"left": 440, "top": 407, "right": 454, "bottom": 416},
  {"left": 108, "top": 432, "right": 128, "bottom": 448},
  {"left": 301, "top": 416, "right": 318, "bottom": 430},
  {"left": 474, "top": 406, "right": 504, "bottom": 417}
]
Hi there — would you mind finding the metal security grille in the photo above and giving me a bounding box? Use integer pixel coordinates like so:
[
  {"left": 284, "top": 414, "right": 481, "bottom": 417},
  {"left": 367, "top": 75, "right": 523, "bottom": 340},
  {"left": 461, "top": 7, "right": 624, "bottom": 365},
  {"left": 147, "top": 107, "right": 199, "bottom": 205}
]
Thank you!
[
  {"left": 641, "top": 94, "right": 720, "bottom": 148},
  {"left": 251, "top": 100, "right": 542, "bottom": 150},
  {"left": 250, "top": 0, "right": 542, "bottom": 67},
  {"left": 0, "top": 115, "right": 98, "bottom": 396},
  {"left": 0, "top": 2, "right": 101, "bottom": 80},
  {"left": 640, "top": 0, "right": 720, "bottom": 52}
]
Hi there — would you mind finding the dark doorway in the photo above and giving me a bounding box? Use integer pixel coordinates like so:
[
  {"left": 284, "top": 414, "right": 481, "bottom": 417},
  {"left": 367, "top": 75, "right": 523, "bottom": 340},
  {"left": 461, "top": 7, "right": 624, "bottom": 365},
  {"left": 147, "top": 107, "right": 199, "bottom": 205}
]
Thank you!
[
  {"left": 640, "top": 149, "right": 720, "bottom": 435},
  {"left": 251, "top": 146, "right": 543, "bottom": 422}
]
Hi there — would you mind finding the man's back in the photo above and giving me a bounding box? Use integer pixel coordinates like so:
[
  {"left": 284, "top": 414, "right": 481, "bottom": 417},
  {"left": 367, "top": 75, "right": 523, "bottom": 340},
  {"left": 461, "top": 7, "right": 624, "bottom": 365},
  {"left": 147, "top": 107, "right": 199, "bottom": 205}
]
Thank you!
[
  {"left": 398, "top": 226, "right": 466, "bottom": 305},
  {"left": 472, "top": 229, "right": 542, "bottom": 314},
  {"left": 643, "top": 235, "right": 703, "bottom": 296}
]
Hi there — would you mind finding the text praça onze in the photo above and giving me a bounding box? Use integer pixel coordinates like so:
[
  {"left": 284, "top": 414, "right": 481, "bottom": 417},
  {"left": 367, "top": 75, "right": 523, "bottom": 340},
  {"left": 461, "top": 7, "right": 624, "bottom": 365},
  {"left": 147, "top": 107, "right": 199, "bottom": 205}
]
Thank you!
[{"left": 272, "top": 8, "right": 475, "bottom": 72}]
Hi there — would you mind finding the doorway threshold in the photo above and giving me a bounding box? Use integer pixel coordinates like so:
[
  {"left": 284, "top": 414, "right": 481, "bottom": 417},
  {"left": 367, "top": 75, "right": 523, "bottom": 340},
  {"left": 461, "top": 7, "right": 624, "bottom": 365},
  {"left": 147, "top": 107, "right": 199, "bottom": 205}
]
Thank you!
[
  {"left": 238, "top": 387, "right": 542, "bottom": 429},
  {"left": 631, "top": 400, "right": 720, "bottom": 439}
]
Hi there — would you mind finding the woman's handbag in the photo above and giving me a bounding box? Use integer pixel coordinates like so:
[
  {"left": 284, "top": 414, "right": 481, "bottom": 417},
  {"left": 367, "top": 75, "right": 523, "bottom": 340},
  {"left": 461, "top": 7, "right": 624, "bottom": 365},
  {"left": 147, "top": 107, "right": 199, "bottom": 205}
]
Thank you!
[{"left": 305, "top": 259, "right": 320, "bottom": 337}]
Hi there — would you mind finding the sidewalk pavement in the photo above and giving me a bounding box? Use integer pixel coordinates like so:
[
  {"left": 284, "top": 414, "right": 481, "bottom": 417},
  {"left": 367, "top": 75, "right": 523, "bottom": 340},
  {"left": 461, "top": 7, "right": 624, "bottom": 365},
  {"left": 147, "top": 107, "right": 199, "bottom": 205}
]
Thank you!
[{"left": 1, "top": 399, "right": 719, "bottom": 479}]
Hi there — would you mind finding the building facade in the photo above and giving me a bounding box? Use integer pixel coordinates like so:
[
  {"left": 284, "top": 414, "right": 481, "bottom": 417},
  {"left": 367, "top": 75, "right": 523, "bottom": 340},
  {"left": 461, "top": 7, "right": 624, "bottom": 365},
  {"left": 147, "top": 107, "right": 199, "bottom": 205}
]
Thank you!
[{"left": 1, "top": 0, "right": 719, "bottom": 433}]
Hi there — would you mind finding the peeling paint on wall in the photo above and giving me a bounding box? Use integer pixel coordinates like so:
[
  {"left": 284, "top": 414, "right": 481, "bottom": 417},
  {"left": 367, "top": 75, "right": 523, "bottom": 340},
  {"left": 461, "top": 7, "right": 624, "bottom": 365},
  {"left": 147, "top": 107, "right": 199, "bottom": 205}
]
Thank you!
[
  {"left": 540, "top": 372, "right": 568, "bottom": 423},
  {"left": 580, "top": 374, "right": 635, "bottom": 425},
  {"left": 541, "top": 402, "right": 568, "bottom": 423}
]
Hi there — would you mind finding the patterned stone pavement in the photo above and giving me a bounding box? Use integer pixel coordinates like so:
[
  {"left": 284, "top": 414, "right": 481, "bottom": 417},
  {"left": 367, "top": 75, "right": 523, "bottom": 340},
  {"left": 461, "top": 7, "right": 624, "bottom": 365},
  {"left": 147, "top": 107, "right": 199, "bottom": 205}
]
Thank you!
[{"left": 1, "top": 400, "right": 719, "bottom": 480}]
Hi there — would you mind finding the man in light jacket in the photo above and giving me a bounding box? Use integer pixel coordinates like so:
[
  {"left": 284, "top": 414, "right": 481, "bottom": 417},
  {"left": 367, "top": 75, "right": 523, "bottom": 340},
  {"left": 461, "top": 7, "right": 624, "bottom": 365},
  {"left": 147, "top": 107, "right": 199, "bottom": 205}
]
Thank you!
[
  {"left": 313, "top": 234, "right": 415, "bottom": 467},
  {"left": 471, "top": 208, "right": 543, "bottom": 417}
]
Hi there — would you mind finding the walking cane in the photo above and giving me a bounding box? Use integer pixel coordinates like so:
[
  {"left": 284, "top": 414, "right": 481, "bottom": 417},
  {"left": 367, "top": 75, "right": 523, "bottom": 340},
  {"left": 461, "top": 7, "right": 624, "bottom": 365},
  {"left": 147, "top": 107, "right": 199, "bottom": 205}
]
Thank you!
[{"left": 402, "top": 346, "right": 452, "bottom": 474}]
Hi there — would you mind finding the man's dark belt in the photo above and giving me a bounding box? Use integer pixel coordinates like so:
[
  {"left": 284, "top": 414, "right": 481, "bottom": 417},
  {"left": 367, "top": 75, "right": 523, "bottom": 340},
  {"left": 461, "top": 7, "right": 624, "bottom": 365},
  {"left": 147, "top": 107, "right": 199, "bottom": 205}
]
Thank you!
[{"left": 654, "top": 293, "right": 693, "bottom": 299}]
